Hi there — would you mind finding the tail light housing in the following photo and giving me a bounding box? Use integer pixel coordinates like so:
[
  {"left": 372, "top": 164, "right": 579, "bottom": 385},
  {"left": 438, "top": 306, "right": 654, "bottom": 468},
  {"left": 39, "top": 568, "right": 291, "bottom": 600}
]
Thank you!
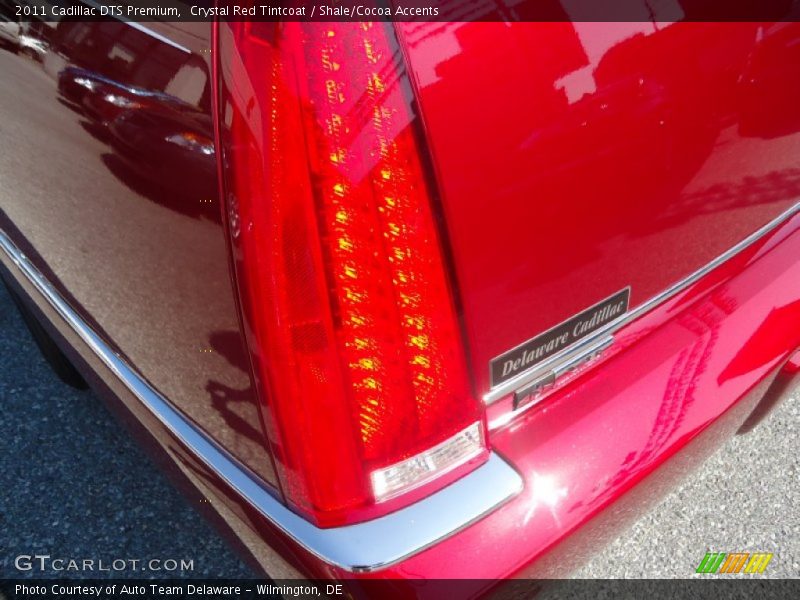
[{"left": 215, "top": 20, "right": 488, "bottom": 527}]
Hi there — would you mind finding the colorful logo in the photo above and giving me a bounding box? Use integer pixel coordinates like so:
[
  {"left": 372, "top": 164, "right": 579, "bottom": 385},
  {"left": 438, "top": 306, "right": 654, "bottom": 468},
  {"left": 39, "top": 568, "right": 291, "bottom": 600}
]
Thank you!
[{"left": 696, "top": 552, "right": 773, "bottom": 574}]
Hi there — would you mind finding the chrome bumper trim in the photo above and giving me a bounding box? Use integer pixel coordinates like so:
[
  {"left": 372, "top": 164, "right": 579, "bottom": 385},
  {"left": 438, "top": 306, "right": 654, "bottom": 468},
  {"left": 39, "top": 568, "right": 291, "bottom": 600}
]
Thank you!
[
  {"left": 0, "top": 228, "right": 523, "bottom": 573},
  {"left": 484, "top": 200, "right": 800, "bottom": 404}
]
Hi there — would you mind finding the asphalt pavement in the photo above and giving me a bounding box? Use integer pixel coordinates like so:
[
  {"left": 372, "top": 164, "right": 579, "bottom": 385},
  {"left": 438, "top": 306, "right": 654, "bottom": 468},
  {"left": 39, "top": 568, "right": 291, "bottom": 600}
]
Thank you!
[
  {"left": 0, "top": 282, "right": 254, "bottom": 579},
  {"left": 0, "top": 281, "right": 798, "bottom": 579}
]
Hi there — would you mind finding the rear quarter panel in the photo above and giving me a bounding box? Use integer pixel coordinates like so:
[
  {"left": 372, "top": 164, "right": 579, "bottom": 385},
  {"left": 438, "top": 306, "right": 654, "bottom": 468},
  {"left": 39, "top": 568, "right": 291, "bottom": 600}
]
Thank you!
[{"left": 0, "top": 20, "right": 276, "bottom": 487}]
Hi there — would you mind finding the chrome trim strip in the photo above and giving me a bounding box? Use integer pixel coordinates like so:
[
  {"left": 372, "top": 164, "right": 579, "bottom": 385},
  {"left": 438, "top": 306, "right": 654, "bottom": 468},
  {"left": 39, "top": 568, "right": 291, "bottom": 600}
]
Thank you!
[
  {"left": 123, "top": 21, "right": 192, "bottom": 54},
  {"left": 512, "top": 335, "right": 613, "bottom": 411},
  {"left": 0, "top": 229, "right": 523, "bottom": 573},
  {"left": 483, "top": 200, "right": 800, "bottom": 404},
  {"left": 553, "top": 335, "right": 613, "bottom": 379},
  {"left": 82, "top": 2, "right": 192, "bottom": 54}
]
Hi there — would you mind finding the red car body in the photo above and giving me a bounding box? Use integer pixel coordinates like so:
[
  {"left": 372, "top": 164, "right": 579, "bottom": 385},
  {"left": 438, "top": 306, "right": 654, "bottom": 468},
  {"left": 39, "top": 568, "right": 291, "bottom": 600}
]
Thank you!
[{"left": 1, "top": 11, "right": 799, "bottom": 595}]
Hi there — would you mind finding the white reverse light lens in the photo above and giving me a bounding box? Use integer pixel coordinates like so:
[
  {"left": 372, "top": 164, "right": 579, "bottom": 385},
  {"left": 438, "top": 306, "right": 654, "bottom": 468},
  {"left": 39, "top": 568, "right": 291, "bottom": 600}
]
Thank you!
[{"left": 370, "top": 422, "right": 485, "bottom": 502}]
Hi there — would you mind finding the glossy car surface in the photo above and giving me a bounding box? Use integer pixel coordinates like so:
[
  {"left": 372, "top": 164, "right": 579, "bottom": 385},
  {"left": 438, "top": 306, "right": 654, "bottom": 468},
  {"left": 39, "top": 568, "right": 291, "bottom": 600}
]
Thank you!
[{"left": 0, "top": 13, "right": 799, "bottom": 594}]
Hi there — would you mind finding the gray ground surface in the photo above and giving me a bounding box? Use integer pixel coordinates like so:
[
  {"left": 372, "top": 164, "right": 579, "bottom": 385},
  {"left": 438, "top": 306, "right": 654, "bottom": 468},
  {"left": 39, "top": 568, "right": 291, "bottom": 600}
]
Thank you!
[
  {"left": 0, "top": 283, "right": 254, "bottom": 579},
  {"left": 576, "top": 388, "right": 800, "bottom": 578},
  {"left": 2, "top": 279, "right": 798, "bottom": 581}
]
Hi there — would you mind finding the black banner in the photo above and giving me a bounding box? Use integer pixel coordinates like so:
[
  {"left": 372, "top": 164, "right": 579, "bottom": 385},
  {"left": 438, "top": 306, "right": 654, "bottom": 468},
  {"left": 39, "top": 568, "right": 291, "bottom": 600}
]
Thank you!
[
  {"left": 4, "top": 0, "right": 800, "bottom": 23},
  {"left": 2, "top": 579, "right": 800, "bottom": 600}
]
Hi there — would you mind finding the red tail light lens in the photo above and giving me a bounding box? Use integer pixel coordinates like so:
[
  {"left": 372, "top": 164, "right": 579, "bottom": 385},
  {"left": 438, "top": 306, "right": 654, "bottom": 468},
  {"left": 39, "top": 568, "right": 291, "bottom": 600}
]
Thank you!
[{"left": 216, "top": 20, "right": 487, "bottom": 527}]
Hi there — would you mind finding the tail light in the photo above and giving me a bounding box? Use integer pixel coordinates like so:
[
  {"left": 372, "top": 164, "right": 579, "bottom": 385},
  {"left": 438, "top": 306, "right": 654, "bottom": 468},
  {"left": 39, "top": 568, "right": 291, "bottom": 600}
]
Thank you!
[{"left": 215, "top": 20, "right": 487, "bottom": 527}]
